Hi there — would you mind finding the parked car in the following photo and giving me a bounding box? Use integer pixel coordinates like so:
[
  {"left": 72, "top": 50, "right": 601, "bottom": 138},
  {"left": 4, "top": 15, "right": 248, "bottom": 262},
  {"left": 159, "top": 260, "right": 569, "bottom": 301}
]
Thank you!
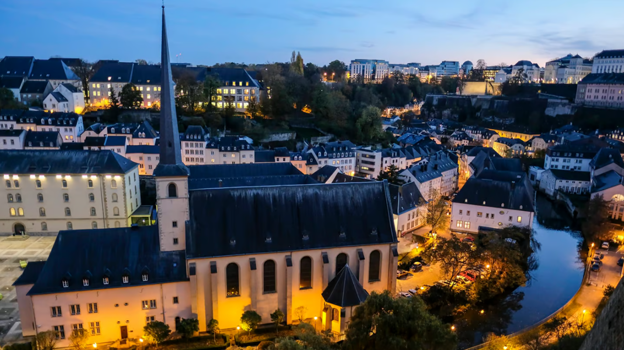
[
  {"left": 398, "top": 292, "right": 412, "bottom": 298},
  {"left": 397, "top": 270, "right": 409, "bottom": 279},
  {"left": 408, "top": 289, "right": 418, "bottom": 296},
  {"left": 411, "top": 262, "right": 423, "bottom": 272},
  {"left": 592, "top": 256, "right": 603, "bottom": 265},
  {"left": 601, "top": 242, "right": 610, "bottom": 250},
  {"left": 462, "top": 236, "right": 475, "bottom": 243},
  {"left": 594, "top": 253, "right": 604, "bottom": 260},
  {"left": 456, "top": 275, "right": 473, "bottom": 284},
  {"left": 618, "top": 257, "right": 624, "bottom": 267},
  {"left": 459, "top": 270, "right": 478, "bottom": 282},
  {"left": 591, "top": 263, "right": 601, "bottom": 272}
]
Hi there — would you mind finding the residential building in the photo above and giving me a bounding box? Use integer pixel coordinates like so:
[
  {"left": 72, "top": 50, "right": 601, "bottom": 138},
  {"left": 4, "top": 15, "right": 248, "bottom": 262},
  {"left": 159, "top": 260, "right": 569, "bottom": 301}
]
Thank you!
[
  {"left": 417, "top": 65, "right": 438, "bottom": 82},
  {"left": 527, "top": 133, "right": 558, "bottom": 153},
  {"left": 0, "top": 76, "right": 25, "bottom": 102},
  {"left": 591, "top": 171, "right": 624, "bottom": 221},
  {"left": 591, "top": 50, "right": 624, "bottom": 74},
  {"left": 0, "top": 150, "right": 141, "bottom": 235},
  {"left": 356, "top": 147, "right": 408, "bottom": 179},
  {"left": 89, "top": 62, "right": 162, "bottom": 108},
  {"left": 463, "top": 126, "right": 499, "bottom": 147},
  {"left": 544, "top": 54, "right": 592, "bottom": 84},
  {"left": 126, "top": 145, "right": 160, "bottom": 175},
  {"left": 180, "top": 127, "right": 255, "bottom": 166},
  {"left": 27, "top": 58, "right": 80, "bottom": 88},
  {"left": 349, "top": 59, "right": 390, "bottom": 82},
  {"left": 399, "top": 151, "right": 458, "bottom": 200},
  {"left": 0, "top": 109, "right": 84, "bottom": 142},
  {"left": 436, "top": 61, "right": 460, "bottom": 76},
  {"left": 539, "top": 170, "right": 591, "bottom": 196},
  {"left": 389, "top": 183, "right": 426, "bottom": 237},
  {"left": 0, "top": 129, "right": 61, "bottom": 150},
  {"left": 43, "top": 83, "right": 85, "bottom": 114},
  {"left": 19, "top": 80, "right": 52, "bottom": 106},
  {"left": 451, "top": 170, "right": 535, "bottom": 233},
  {"left": 544, "top": 140, "right": 602, "bottom": 172},
  {"left": 487, "top": 127, "right": 538, "bottom": 142},
  {"left": 201, "top": 67, "right": 261, "bottom": 112},
  {"left": 493, "top": 137, "right": 527, "bottom": 157},
  {"left": 106, "top": 122, "right": 158, "bottom": 145},
  {"left": 449, "top": 130, "right": 473, "bottom": 146},
  {"left": 308, "top": 141, "right": 357, "bottom": 175},
  {"left": 83, "top": 135, "right": 128, "bottom": 156},
  {"left": 575, "top": 73, "right": 624, "bottom": 109}
]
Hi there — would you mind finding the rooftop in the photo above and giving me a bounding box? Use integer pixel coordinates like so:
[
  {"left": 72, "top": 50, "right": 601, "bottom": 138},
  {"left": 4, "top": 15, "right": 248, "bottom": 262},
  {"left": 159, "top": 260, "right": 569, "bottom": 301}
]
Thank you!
[
  {"left": 454, "top": 170, "right": 534, "bottom": 211},
  {"left": 0, "top": 150, "right": 137, "bottom": 174}
]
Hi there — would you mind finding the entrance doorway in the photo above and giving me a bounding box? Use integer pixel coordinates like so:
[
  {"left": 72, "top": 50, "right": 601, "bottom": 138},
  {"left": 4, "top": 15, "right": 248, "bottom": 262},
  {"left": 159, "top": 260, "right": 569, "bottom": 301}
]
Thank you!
[
  {"left": 13, "top": 223, "right": 25, "bottom": 236},
  {"left": 120, "top": 325, "right": 128, "bottom": 344}
]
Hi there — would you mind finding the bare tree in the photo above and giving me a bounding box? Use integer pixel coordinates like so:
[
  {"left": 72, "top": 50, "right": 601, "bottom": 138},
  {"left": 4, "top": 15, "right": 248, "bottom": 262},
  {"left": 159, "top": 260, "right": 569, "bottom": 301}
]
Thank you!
[{"left": 70, "top": 59, "right": 96, "bottom": 107}]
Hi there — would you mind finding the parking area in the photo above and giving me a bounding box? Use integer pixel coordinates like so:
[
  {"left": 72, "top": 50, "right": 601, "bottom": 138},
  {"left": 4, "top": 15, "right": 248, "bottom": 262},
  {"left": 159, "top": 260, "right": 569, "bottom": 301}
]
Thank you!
[
  {"left": 396, "top": 261, "right": 444, "bottom": 293},
  {"left": 587, "top": 244, "right": 623, "bottom": 288},
  {"left": 0, "top": 235, "right": 54, "bottom": 345}
]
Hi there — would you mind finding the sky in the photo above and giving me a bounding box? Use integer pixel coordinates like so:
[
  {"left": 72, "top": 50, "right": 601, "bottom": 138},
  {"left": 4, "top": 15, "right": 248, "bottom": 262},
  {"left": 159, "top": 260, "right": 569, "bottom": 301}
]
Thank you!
[{"left": 1, "top": 0, "right": 624, "bottom": 68}]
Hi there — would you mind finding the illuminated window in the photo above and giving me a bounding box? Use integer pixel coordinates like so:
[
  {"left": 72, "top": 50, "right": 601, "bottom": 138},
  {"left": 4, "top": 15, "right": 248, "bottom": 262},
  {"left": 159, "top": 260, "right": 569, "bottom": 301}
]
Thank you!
[
  {"left": 232, "top": 81, "right": 236, "bottom": 86},
  {"left": 456, "top": 220, "right": 463, "bottom": 228},
  {"left": 147, "top": 87, "right": 150, "bottom": 91},
  {"left": 230, "top": 89, "right": 236, "bottom": 94},
  {"left": 517, "top": 216, "right": 522, "bottom": 223},
  {"left": 244, "top": 89, "right": 249, "bottom": 94},
  {"left": 300, "top": 257, "right": 312, "bottom": 289},
  {"left": 147, "top": 94, "right": 151, "bottom": 99},
  {"left": 216, "top": 89, "right": 222, "bottom": 94}
]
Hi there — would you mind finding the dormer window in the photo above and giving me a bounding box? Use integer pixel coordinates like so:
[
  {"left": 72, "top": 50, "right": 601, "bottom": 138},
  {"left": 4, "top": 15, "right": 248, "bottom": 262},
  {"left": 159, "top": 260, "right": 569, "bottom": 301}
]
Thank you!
[
  {"left": 62, "top": 279, "right": 69, "bottom": 288},
  {"left": 83, "top": 278, "right": 89, "bottom": 286},
  {"left": 122, "top": 275, "right": 129, "bottom": 284},
  {"left": 142, "top": 273, "right": 148, "bottom": 282},
  {"left": 103, "top": 277, "right": 109, "bottom": 285}
]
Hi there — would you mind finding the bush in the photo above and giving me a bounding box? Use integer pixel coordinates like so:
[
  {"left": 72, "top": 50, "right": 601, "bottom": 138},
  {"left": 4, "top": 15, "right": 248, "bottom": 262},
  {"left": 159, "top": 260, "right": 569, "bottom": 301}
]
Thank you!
[
  {"left": 3, "top": 343, "right": 33, "bottom": 350},
  {"left": 258, "top": 341, "right": 276, "bottom": 350}
]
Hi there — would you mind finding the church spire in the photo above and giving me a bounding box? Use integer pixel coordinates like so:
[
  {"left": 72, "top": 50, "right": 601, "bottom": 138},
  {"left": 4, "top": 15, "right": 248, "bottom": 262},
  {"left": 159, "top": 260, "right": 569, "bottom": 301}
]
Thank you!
[{"left": 154, "top": 5, "right": 188, "bottom": 177}]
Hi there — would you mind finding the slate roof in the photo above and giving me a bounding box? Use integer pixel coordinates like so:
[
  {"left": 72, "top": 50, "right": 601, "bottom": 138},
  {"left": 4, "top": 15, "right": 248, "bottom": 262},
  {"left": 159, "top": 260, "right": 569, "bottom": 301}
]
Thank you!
[
  {"left": 83, "top": 136, "right": 107, "bottom": 147},
  {"left": 254, "top": 150, "right": 277, "bottom": 163},
  {"left": 126, "top": 145, "right": 160, "bottom": 154},
  {"left": 188, "top": 163, "right": 301, "bottom": 180},
  {"left": 186, "top": 182, "right": 397, "bottom": 258},
  {"left": 549, "top": 170, "right": 591, "bottom": 182},
  {"left": 332, "top": 173, "right": 372, "bottom": 183},
  {"left": 454, "top": 170, "right": 534, "bottom": 211},
  {"left": 20, "top": 80, "right": 48, "bottom": 94},
  {"left": 466, "top": 147, "right": 501, "bottom": 158},
  {"left": 50, "top": 92, "right": 68, "bottom": 102},
  {"left": 105, "top": 136, "right": 127, "bottom": 147},
  {"left": 90, "top": 62, "right": 135, "bottom": 83},
  {"left": 13, "top": 261, "right": 46, "bottom": 286},
  {"left": 205, "top": 67, "right": 260, "bottom": 88},
  {"left": 0, "top": 150, "right": 137, "bottom": 174},
  {"left": 27, "top": 226, "right": 187, "bottom": 295},
  {"left": 107, "top": 122, "right": 157, "bottom": 139},
  {"left": 591, "top": 148, "right": 624, "bottom": 170},
  {"left": 131, "top": 64, "right": 161, "bottom": 85},
  {"left": 547, "top": 140, "right": 602, "bottom": 158},
  {"left": 406, "top": 151, "right": 458, "bottom": 183},
  {"left": 188, "top": 174, "right": 317, "bottom": 190},
  {"left": 594, "top": 50, "right": 624, "bottom": 58},
  {"left": 389, "top": 182, "right": 425, "bottom": 215},
  {"left": 322, "top": 265, "right": 369, "bottom": 307},
  {"left": 579, "top": 73, "right": 624, "bottom": 85},
  {"left": 514, "top": 60, "right": 533, "bottom": 66},
  {"left": 0, "top": 76, "right": 24, "bottom": 89},
  {"left": 592, "top": 170, "right": 623, "bottom": 192},
  {"left": 25, "top": 131, "right": 60, "bottom": 147},
  {"left": 0, "top": 129, "right": 25, "bottom": 137},
  {"left": 183, "top": 125, "right": 208, "bottom": 141},
  {"left": 61, "top": 83, "right": 79, "bottom": 93},
  {"left": 0, "top": 56, "right": 34, "bottom": 77},
  {"left": 311, "top": 165, "right": 339, "bottom": 182},
  {"left": 29, "top": 59, "right": 78, "bottom": 80},
  {"left": 496, "top": 137, "right": 526, "bottom": 146}
]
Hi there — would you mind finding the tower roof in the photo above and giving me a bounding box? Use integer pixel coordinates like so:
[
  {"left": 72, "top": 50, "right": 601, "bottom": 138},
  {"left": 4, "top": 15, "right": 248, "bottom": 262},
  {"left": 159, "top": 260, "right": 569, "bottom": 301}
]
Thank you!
[
  {"left": 153, "top": 6, "right": 188, "bottom": 177},
  {"left": 322, "top": 265, "right": 369, "bottom": 307}
]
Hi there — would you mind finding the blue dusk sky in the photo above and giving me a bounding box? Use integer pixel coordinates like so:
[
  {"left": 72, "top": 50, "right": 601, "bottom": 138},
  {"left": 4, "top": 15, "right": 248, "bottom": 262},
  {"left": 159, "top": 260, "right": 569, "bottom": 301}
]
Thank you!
[{"left": 1, "top": 0, "right": 623, "bottom": 67}]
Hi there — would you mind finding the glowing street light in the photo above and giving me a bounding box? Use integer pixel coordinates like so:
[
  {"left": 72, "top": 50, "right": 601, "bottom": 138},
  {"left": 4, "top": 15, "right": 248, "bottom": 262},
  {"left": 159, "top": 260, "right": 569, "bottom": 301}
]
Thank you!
[
  {"left": 480, "top": 310, "right": 484, "bottom": 314},
  {"left": 92, "top": 343, "right": 97, "bottom": 348},
  {"left": 139, "top": 339, "right": 144, "bottom": 343},
  {"left": 451, "top": 325, "right": 455, "bottom": 331}
]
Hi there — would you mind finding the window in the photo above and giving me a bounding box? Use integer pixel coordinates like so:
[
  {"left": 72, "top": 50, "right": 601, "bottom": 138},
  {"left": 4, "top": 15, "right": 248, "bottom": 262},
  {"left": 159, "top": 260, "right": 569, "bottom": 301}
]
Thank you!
[
  {"left": 8, "top": 208, "right": 15, "bottom": 217},
  {"left": 168, "top": 183, "right": 177, "bottom": 197},
  {"left": 67, "top": 222, "right": 73, "bottom": 230},
  {"left": 53, "top": 325, "right": 65, "bottom": 339},
  {"left": 112, "top": 193, "right": 118, "bottom": 202},
  {"left": 70, "top": 304, "right": 81, "bottom": 315},
  {"left": 65, "top": 207, "right": 71, "bottom": 216},
  {"left": 88, "top": 193, "right": 95, "bottom": 202},
  {"left": 300, "top": 257, "right": 312, "bottom": 289},
  {"left": 36, "top": 179, "right": 42, "bottom": 188},
  {"left": 369, "top": 250, "right": 381, "bottom": 282},
  {"left": 142, "top": 273, "right": 149, "bottom": 282},
  {"left": 226, "top": 263, "right": 240, "bottom": 296},
  {"left": 142, "top": 300, "right": 157, "bottom": 309},
  {"left": 38, "top": 193, "right": 44, "bottom": 202},
  {"left": 103, "top": 277, "right": 109, "bottom": 285},
  {"left": 172, "top": 221, "right": 177, "bottom": 228},
  {"left": 63, "top": 193, "right": 69, "bottom": 202},
  {"left": 111, "top": 179, "right": 117, "bottom": 188},
  {"left": 263, "top": 260, "right": 276, "bottom": 293},
  {"left": 459, "top": 210, "right": 462, "bottom": 215},
  {"left": 14, "top": 180, "right": 19, "bottom": 188},
  {"left": 51, "top": 306, "right": 62, "bottom": 317},
  {"left": 173, "top": 296, "right": 179, "bottom": 304},
  {"left": 113, "top": 207, "right": 119, "bottom": 216},
  {"left": 7, "top": 194, "right": 12, "bottom": 203},
  {"left": 91, "top": 221, "right": 97, "bottom": 229},
  {"left": 39, "top": 207, "right": 46, "bottom": 217},
  {"left": 88, "top": 303, "right": 98, "bottom": 314},
  {"left": 509, "top": 216, "right": 512, "bottom": 222},
  {"left": 146, "top": 316, "right": 155, "bottom": 323},
  {"left": 88, "top": 179, "right": 93, "bottom": 188},
  {"left": 15, "top": 193, "right": 21, "bottom": 202},
  {"left": 477, "top": 212, "right": 483, "bottom": 217},
  {"left": 62, "top": 179, "right": 67, "bottom": 188},
  {"left": 517, "top": 216, "right": 522, "bottom": 223},
  {"left": 122, "top": 275, "right": 129, "bottom": 283},
  {"left": 466, "top": 211, "right": 470, "bottom": 216},
  {"left": 465, "top": 222, "right": 471, "bottom": 229},
  {"left": 173, "top": 238, "right": 179, "bottom": 245},
  {"left": 41, "top": 222, "right": 48, "bottom": 231},
  {"left": 18, "top": 207, "right": 23, "bottom": 216},
  {"left": 83, "top": 278, "right": 89, "bottom": 286},
  {"left": 336, "top": 253, "right": 348, "bottom": 275},
  {"left": 90, "top": 322, "right": 100, "bottom": 336},
  {"left": 90, "top": 207, "right": 96, "bottom": 216}
]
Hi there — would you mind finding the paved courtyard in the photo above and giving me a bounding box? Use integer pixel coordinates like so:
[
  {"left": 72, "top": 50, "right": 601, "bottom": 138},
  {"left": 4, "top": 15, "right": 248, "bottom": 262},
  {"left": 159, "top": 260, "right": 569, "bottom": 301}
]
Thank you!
[{"left": 0, "top": 235, "right": 54, "bottom": 345}]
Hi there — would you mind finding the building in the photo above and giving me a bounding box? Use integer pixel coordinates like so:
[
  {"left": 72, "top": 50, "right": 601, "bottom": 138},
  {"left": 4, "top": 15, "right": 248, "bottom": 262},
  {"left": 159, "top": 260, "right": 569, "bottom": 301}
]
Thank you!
[
  {"left": 356, "top": 147, "right": 408, "bottom": 179},
  {"left": 19, "top": 81, "right": 53, "bottom": 106},
  {"left": 0, "top": 150, "right": 142, "bottom": 235},
  {"left": 451, "top": 170, "right": 535, "bottom": 233},
  {"left": 436, "top": 61, "right": 460, "bottom": 76},
  {"left": 308, "top": 141, "right": 357, "bottom": 175},
  {"left": 83, "top": 135, "right": 128, "bottom": 156},
  {"left": 388, "top": 63, "right": 419, "bottom": 76},
  {"left": 349, "top": 59, "right": 390, "bottom": 82},
  {"left": 483, "top": 66, "right": 504, "bottom": 81},
  {"left": 575, "top": 73, "right": 624, "bottom": 109},
  {"left": 0, "top": 109, "right": 84, "bottom": 142},
  {"left": 126, "top": 145, "right": 160, "bottom": 175},
  {"left": 89, "top": 62, "right": 162, "bottom": 108},
  {"left": 389, "top": 182, "right": 426, "bottom": 238},
  {"left": 180, "top": 127, "right": 255, "bottom": 166},
  {"left": 544, "top": 54, "right": 592, "bottom": 84},
  {"left": 487, "top": 127, "right": 538, "bottom": 142},
  {"left": 0, "top": 76, "right": 25, "bottom": 102},
  {"left": 460, "top": 61, "right": 473, "bottom": 76},
  {"left": 399, "top": 151, "right": 458, "bottom": 200},
  {"left": 0, "top": 129, "right": 61, "bottom": 150},
  {"left": 43, "top": 83, "right": 85, "bottom": 113},
  {"left": 538, "top": 170, "right": 591, "bottom": 196},
  {"left": 14, "top": 11, "right": 399, "bottom": 346},
  {"left": 495, "top": 61, "right": 541, "bottom": 83},
  {"left": 527, "top": 133, "right": 557, "bottom": 153},
  {"left": 591, "top": 49, "right": 624, "bottom": 73},
  {"left": 493, "top": 137, "right": 527, "bottom": 157},
  {"left": 197, "top": 67, "right": 261, "bottom": 112},
  {"left": 544, "top": 140, "right": 602, "bottom": 172}
]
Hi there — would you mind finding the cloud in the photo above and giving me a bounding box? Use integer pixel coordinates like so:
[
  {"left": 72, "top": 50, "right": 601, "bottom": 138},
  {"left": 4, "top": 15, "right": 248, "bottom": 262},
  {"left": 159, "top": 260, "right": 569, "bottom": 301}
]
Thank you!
[
  {"left": 528, "top": 32, "right": 602, "bottom": 54},
  {"left": 360, "top": 41, "right": 374, "bottom": 48}
]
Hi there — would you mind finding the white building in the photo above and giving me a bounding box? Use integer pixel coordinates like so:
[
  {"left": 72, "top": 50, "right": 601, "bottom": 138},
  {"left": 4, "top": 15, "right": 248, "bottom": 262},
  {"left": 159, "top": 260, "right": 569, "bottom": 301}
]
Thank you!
[
  {"left": 538, "top": 170, "right": 591, "bottom": 196},
  {"left": 399, "top": 151, "right": 458, "bottom": 200},
  {"left": 511, "top": 60, "right": 541, "bottom": 82},
  {"left": 544, "top": 54, "right": 592, "bottom": 84},
  {"left": 43, "top": 83, "right": 85, "bottom": 113},
  {"left": 436, "top": 61, "right": 460, "bottom": 76},
  {"left": 180, "top": 126, "right": 255, "bottom": 166},
  {"left": 349, "top": 59, "right": 390, "bottom": 82},
  {"left": 389, "top": 183, "right": 426, "bottom": 237},
  {"left": 0, "top": 109, "right": 83, "bottom": 142},
  {"left": 575, "top": 73, "right": 624, "bottom": 109},
  {"left": 308, "top": 141, "right": 357, "bottom": 175},
  {"left": 591, "top": 49, "right": 624, "bottom": 73},
  {"left": 89, "top": 63, "right": 162, "bottom": 109},
  {"left": 544, "top": 141, "right": 602, "bottom": 172},
  {"left": 0, "top": 150, "right": 141, "bottom": 236},
  {"left": 356, "top": 147, "right": 408, "bottom": 179},
  {"left": 388, "top": 63, "right": 420, "bottom": 76},
  {"left": 126, "top": 145, "right": 160, "bottom": 175}
]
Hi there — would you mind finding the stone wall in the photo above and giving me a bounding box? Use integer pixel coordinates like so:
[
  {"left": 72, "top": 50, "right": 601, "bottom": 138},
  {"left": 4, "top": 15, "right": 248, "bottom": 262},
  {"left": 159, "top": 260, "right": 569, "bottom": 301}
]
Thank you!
[{"left": 579, "top": 276, "right": 624, "bottom": 349}]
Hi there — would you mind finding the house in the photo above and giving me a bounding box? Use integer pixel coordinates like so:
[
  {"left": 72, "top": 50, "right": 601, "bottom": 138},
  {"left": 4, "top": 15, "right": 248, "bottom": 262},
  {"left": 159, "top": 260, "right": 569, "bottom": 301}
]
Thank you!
[
  {"left": 539, "top": 170, "right": 592, "bottom": 196},
  {"left": 493, "top": 137, "right": 527, "bottom": 157},
  {"left": 83, "top": 135, "right": 128, "bottom": 156},
  {"left": 591, "top": 49, "right": 624, "bottom": 74},
  {"left": 24, "top": 131, "right": 62, "bottom": 149},
  {"left": 0, "top": 76, "right": 25, "bottom": 102},
  {"left": 126, "top": 145, "right": 160, "bottom": 175},
  {"left": 106, "top": 121, "right": 158, "bottom": 146},
  {"left": 355, "top": 147, "right": 411, "bottom": 179},
  {"left": 90, "top": 62, "right": 162, "bottom": 108},
  {"left": 544, "top": 54, "right": 592, "bottom": 84},
  {"left": 0, "top": 129, "right": 26, "bottom": 149},
  {"left": 43, "top": 83, "right": 85, "bottom": 114},
  {"left": 389, "top": 182, "right": 426, "bottom": 238},
  {"left": 451, "top": 170, "right": 535, "bottom": 233},
  {"left": 399, "top": 151, "right": 458, "bottom": 200},
  {"left": 591, "top": 170, "right": 624, "bottom": 221},
  {"left": 42, "top": 92, "right": 70, "bottom": 113},
  {"left": 544, "top": 139, "right": 602, "bottom": 172},
  {"left": 19, "top": 80, "right": 52, "bottom": 106},
  {"left": 0, "top": 109, "right": 84, "bottom": 142},
  {"left": 307, "top": 141, "right": 357, "bottom": 175},
  {"left": 576, "top": 73, "right": 624, "bottom": 109},
  {"left": 27, "top": 58, "right": 80, "bottom": 88}
]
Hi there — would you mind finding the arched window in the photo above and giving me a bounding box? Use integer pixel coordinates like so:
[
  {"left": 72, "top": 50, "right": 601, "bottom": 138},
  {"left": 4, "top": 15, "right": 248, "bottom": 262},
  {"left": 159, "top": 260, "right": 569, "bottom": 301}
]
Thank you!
[
  {"left": 65, "top": 207, "right": 71, "bottom": 216},
  {"left": 332, "top": 308, "right": 339, "bottom": 321},
  {"left": 5, "top": 180, "right": 11, "bottom": 188},
  {"left": 112, "top": 193, "right": 118, "bottom": 202},
  {"left": 113, "top": 207, "right": 119, "bottom": 216},
  {"left": 67, "top": 222, "right": 73, "bottom": 230},
  {"left": 15, "top": 194, "right": 21, "bottom": 203},
  {"left": 111, "top": 179, "right": 117, "bottom": 188},
  {"left": 91, "top": 221, "right": 97, "bottom": 229},
  {"left": 9, "top": 208, "right": 16, "bottom": 216},
  {"left": 37, "top": 193, "right": 43, "bottom": 202},
  {"left": 88, "top": 193, "right": 95, "bottom": 202},
  {"left": 369, "top": 250, "right": 381, "bottom": 282},
  {"left": 63, "top": 193, "right": 69, "bottom": 202},
  {"left": 7, "top": 194, "right": 13, "bottom": 203},
  {"left": 90, "top": 207, "right": 96, "bottom": 216},
  {"left": 14, "top": 180, "right": 19, "bottom": 188},
  {"left": 114, "top": 221, "right": 120, "bottom": 228},
  {"left": 336, "top": 253, "right": 348, "bottom": 275},
  {"left": 61, "top": 179, "right": 67, "bottom": 188},
  {"left": 300, "top": 257, "right": 312, "bottom": 289},
  {"left": 41, "top": 222, "right": 47, "bottom": 231},
  {"left": 168, "top": 183, "right": 177, "bottom": 198},
  {"left": 35, "top": 179, "right": 42, "bottom": 188},
  {"left": 88, "top": 179, "right": 93, "bottom": 188},
  {"left": 17, "top": 208, "right": 23, "bottom": 216},
  {"left": 39, "top": 207, "right": 46, "bottom": 217},
  {"left": 263, "top": 260, "right": 276, "bottom": 293},
  {"left": 226, "top": 263, "right": 240, "bottom": 296}
]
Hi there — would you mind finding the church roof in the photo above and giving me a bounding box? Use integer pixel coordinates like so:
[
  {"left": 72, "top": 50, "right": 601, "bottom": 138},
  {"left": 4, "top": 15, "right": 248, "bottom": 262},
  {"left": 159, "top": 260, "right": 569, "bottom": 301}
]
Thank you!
[
  {"left": 0, "top": 150, "right": 137, "bottom": 174},
  {"left": 322, "top": 265, "right": 369, "bottom": 307},
  {"left": 186, "top": 182, "right": 397, "bottom": 258}
]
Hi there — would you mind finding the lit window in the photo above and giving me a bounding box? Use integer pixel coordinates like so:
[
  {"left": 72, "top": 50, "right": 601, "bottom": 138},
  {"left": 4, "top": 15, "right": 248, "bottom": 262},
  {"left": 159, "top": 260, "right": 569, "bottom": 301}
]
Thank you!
[
  {"left": 456, "top": 220, "right": 463, "bottom": 228},
  {"left": 517, "top": 216, "right": 522, "bottom": 223}
]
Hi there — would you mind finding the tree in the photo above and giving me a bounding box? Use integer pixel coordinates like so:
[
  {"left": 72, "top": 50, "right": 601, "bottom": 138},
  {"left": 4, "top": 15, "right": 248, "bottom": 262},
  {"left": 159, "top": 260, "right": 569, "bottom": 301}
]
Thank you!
[
  {"left": 294, "top": 306, "right": 307, "bottom": 322},
  {"left": 207, "top": 319, "right": 220, "bottom": 343},
  {"left": 425, "top": 189, "right": 450, "bottom": 233},
  {"left": 327, "top": 60, "right": 346, "bottom": 81},
  {"left": 68, "top": 328, "right": 90, "bottom": 350},
  {"left": 240, "top": 310, "right": 262, "bottom": 338},
  {"left": 517, "top": 326, "right": 549, "bottom": 350},
  {"left": 480, "top": 334, "right": 520, "bottom": 350},
  {"left": 290, "top": 51, "right": 304, "bottom": 75},
  {"left": 177, "top": 318, "right": 199, "bottom": 340},
  {"left": 544, "top": 315, "right": 574, "bottom": 344},
  {"left": 246, "top": 96, "right": 260, "bottom": 118},
  {"left": 343, "top": 291, "right": 457, "bottom": 350},
  {"left": 422, "top": 234, "right": 481, "bottom": 289},
  {"left": 377, "top": 165, "right": 403, "bottom": 185},
  {"left": 203, "top": 75, "right": 220, "bottom": 112},
  {"left": 35, "top": 330, "right": 58, "bottom": 350},
  {"left": 175, "top": 73, "right": 204, "bottom": 113},
  {"left": 583, "top": 194, "right": 612, "bottom": 243},
  {"left": 271, "top": 309, "right": 285, "bottom": 335},
  {"left": 275, "top": 323, "right": 332, "bottom": 350},
  {"left": 475, "top": 59, "right": 487, "bottom": 70},
  {"left": 70, "top": 59, "right": 95, "bottom": 106},
  {"left": 119, "top": 83, "right": 143, "bottom": 109},
  {"left": 143, "top": 321, "right": 171, "bottom": 344},
  {"left": 0, "top": 88, "right": 19, "bottom": 109},
  {"left": 136, "top": 59, "right": 148, "bottom": 65},
  {"left": 354, "top": 106, "right": 383, "bottom": 143}
]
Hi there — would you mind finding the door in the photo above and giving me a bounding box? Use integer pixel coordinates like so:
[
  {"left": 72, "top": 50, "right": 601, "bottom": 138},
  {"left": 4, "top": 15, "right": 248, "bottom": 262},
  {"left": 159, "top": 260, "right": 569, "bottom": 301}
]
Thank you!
[
  {"left": 120, "top": 326, "right": 128, "bottom": 340},
  {"left": 13, "top": 223, "right": 25, "bottom": 236}
]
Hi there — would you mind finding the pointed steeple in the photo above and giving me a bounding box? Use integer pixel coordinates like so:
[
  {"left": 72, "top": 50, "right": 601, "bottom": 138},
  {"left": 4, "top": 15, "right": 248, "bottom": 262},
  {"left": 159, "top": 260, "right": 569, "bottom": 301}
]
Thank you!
[{"left": 154, "top": 5, "right": 189, "bottom": 177}]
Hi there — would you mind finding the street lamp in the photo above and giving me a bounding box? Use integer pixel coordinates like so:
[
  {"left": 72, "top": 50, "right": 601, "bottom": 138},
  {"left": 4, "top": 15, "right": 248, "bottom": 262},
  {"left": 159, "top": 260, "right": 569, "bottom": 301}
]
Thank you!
[
  {"left": 92, "top": 343, "right": 97, "bottom": 348},
  {"left": 314, "top": 316, "right": 318, "bottom": 332},
  {"left": 451, "top": 325, "right": 455, "bottom": 331}
]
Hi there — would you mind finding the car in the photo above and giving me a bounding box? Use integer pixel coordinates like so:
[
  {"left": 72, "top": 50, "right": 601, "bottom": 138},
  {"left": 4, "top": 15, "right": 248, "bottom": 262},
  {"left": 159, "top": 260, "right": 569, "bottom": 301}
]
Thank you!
[
  {"left": 459, "top": 270, "right": 478, "bottom": 282},
  {"left": 592, "top": 256, "right": 603, "bottom": 265},
  {"left": 618, "top": 257, "right": 624, "bottom": 267},
  {"left": 594, "top": 253, "right": 604, "bottom": 260},
  {"left": 408, "top": 289, "right": 418, "bottom": 296},
  {"left": 462, "top": 237, "right": 475, "bottom": 243},
  {"left": 456, "top": 276, "right": 472, "bottom": 284},
  {"left": 419, "top": 285, "right": 431, "bottom": 292},
  {"left": 411, "top": 262, "right": 423, "bottom": 272},
  {"left": 602, "top": 242, "right": 610, "bottom": 250},
  {"left": 398, "top": 292, "right": 412, "bottom": 298},
  {"left": 397, "top": 270, "right": 409, "bottom": 279},
  {"left": 591, "top": 263, "right": 601, "bottom": 272}
]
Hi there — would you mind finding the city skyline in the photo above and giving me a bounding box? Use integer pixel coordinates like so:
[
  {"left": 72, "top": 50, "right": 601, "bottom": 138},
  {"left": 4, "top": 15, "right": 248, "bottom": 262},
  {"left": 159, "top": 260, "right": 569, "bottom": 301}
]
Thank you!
[{"left": 2, "top": 0, "right": 623, "bottom": 67}]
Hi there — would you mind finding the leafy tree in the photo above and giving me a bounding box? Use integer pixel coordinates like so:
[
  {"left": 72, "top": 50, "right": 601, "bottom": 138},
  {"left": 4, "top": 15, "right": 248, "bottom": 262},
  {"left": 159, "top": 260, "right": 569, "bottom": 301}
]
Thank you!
[
  {"left": 343, "top": 291, "right": 457, "bottom": 350},
  {"left": 425, "top": 189, "right": 450, "bottom": 233},
  {"left": 475, "top": 59, "right": 487, "bottom": 70},
  {"left": 35, "top": 330, "right": 58, "bottom": 350},
  {"left": 480, "top": 334, "right": 519, "bottom": 350},
  {"left": 422, "top": 233, "right": 481, "bottom": 289},
  {"left": 207, "top": 319, "right": 220, "bottom": 343},
  {"left": 136, "top": 59, "right": 148, "bottom": 65},
  {"left": 70, "top": 59, "right": 95, "bottom": 106},
  {"left": 377, "top": 165, "right": 403, "bottom": 185},
  {"left": 275, "top": 323, "right": 332, "bottom": 350},
  {"left": 203, "top": 75, "right": 220, "bottom": 112},
  {"left": 143, "top": 321, "right": 171, "bottom": 344},
  {"left": 246, "top": 96, "right": 260, "bottom": 118},
  {"left": 290, "top": 51, "right": 304, "bottom": 75},
  {"left": 354, "top": 106, "right": 383, "bottom": 143},
  {"left": 240, "top": 310, "right": 262, "bottom": 338},
  {"left": 543, "top": 315, "right": 574, "bottom": 344},
  {"left": 327, "top": 60, "right": 346, "bottom": 81},
  {"left": 68, "top": 328, "right": 90, "bottom": 350},
  {"left": 0, "top": 88, "right": 19, "bottom": 109},
  {"left": 583, "top": 194, "right": 612, "bottom": 243},
  {"left": 175, "top": 73, "right": 204, "bottom": 113},
  {"left": 270, "top": 309, "right": 285, "bottom": 335},
  {"left": 177, "top": 318, "right": 199, "bottom": 340},
  {"left": 119, "top": 84, "right": 143, "bottom": 109},
  {"left": 517, "top": 326, "right": 550, "bottom": 350}
]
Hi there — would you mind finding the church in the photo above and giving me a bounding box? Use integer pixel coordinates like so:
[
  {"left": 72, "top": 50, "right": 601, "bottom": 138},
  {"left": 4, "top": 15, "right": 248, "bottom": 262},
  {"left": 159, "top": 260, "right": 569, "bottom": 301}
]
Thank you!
[{"left": 13, "top": 7, "right": 399, "bottom": 347}]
